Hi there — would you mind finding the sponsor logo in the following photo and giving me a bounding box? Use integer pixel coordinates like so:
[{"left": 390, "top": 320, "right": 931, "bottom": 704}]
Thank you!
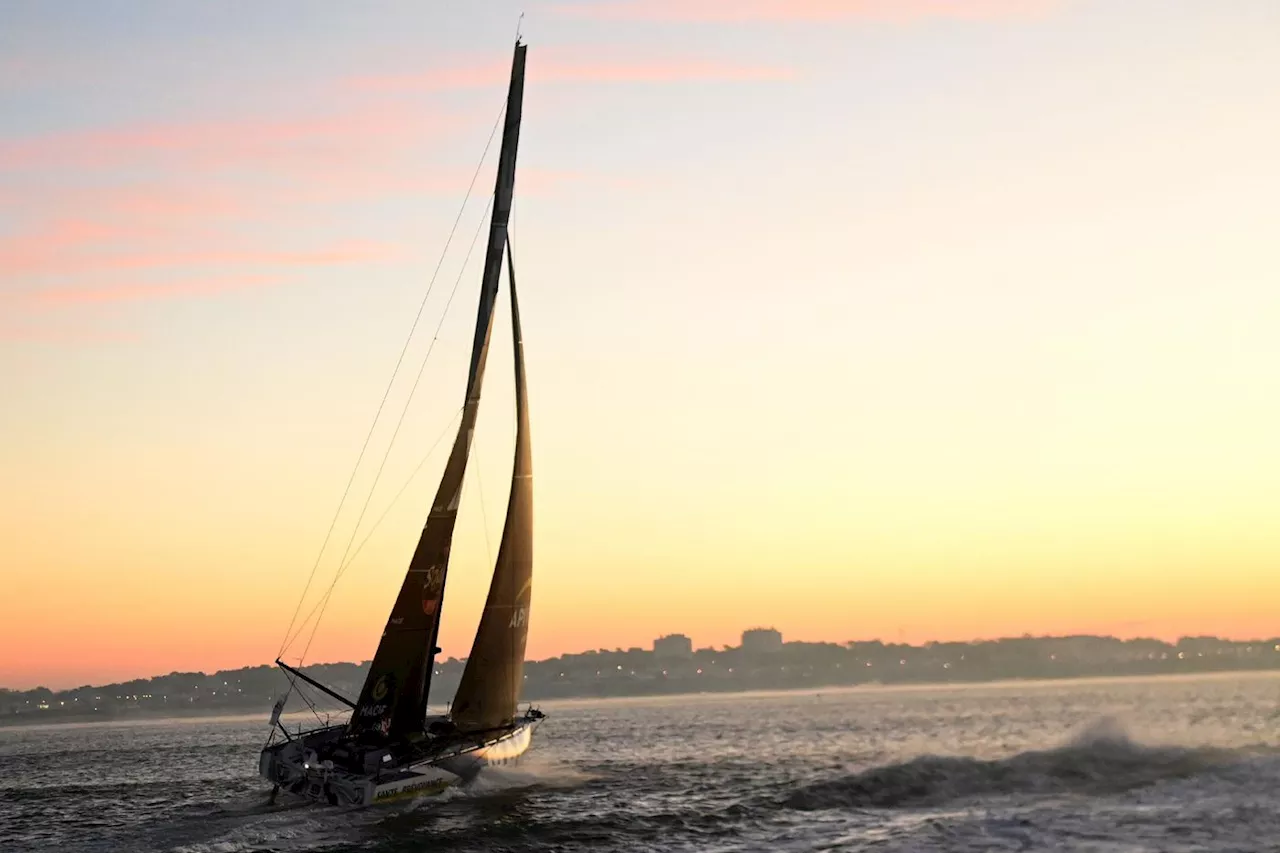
[
  {"left": 355, "top": 672, "right": 398, "bottom": 726},
  {"left": 375, "top": 778, "right": 450, "bottom": 801},
  {"left": 421, "top": 564, "right": 445, "bottom": 614},
  {"left": 422, "top": 563, "right": 445, "bottom": 591}
]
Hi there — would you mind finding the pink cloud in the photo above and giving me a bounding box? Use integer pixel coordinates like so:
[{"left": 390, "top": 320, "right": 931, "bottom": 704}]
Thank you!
[
  {"left": 73, "top": 185, "right": 245, "bottom": 221},
  {"left": 552, "top": 0, "right": 1064, "bottom": 23},
  {"left": 0, "top": 168, "right": 415, "bottom": 242},
  {"left": 0, "top": 106, "right": 468, "bottom": 172},
  {"left": 0, "top": 321, "right": 140, "bottom": 345},
  {"left": 12, "top": 274, "right": 288, "bottom": 309},
  {"left": 0, "top": 220, "right": 125, "bottom": 274},
  {"left": 0, "top": 60, "right": 647, "bottom": 337},
  {"left": 350, "top": 57, "right": 796, "bottom": 92},
  {"left": 0, "top": 218, "right": 398, "bottom": 279},
  {"left": 0, "top": 101, "right": 478, "bottom": 292}
]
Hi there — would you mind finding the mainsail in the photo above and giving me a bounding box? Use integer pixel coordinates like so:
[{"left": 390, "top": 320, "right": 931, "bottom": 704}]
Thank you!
[
  {"left": 450, "top": 236, "right": 533, "bottom": 732},
  {"left": 348, "top": 40, "right": 528, "bottom": 740}
]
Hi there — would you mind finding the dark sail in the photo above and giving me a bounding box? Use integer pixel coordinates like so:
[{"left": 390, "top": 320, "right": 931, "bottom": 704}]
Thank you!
[
  {"left": 348, "top": 41, "right": 528, "bottom": 741},
  {"left": 450, "top": 235, "right": 533, "bottom": 733}
]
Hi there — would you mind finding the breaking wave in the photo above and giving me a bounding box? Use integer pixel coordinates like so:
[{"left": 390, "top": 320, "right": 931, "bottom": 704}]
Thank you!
[{"left": 785, "top": 717, "right": 1239, "bottom": 810}]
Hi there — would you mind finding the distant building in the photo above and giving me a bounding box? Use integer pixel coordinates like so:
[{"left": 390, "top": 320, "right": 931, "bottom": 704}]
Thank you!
[
  {"left": 742, "top": 627, "right": 783, "bottom": 654},
  {"left": 653, "top": 634, "right": 694, "bottom": 659}
]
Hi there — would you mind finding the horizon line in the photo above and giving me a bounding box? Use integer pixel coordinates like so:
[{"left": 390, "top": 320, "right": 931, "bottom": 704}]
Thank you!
[{"left": 7, "top": 631, "right": 1280, "bottom": 692}]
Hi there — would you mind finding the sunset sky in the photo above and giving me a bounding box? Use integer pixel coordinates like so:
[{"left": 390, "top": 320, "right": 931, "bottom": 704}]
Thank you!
[{"left": 2, "top": 1, "right": 1278, "bottom": 690}]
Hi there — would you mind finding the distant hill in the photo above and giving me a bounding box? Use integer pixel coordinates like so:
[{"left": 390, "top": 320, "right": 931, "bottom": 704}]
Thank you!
[{"left": 4, "top": 634, "right": 1278, "bottom": 726}]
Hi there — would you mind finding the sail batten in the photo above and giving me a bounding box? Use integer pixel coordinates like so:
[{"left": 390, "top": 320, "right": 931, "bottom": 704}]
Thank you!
[{"left": 347, "top": 41, "right": 529, "bottom": 741}]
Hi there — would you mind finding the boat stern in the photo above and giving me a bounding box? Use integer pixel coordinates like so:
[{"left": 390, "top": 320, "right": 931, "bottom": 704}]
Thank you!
[{"left": 259, "top": 732, "right": 377, "bottom": 807}]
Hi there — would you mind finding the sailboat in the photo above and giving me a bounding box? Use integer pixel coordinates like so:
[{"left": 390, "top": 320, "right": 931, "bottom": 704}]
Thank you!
[{"left": 257, "top": 38, "right": 543, "bottom": 808}]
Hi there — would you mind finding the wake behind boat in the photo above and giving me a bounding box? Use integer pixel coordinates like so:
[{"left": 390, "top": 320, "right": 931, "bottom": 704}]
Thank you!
[{"left": 258, "top": 37, "right": 543, "bottom": 808}]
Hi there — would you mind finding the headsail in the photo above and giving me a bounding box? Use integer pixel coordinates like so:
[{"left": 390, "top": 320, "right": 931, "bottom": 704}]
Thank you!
[
  {"left": 348, "top": 40, "right": 529, "bottom": 741},
  {"left": 451, "top": 235, "right": 533, "bottom": 732}
]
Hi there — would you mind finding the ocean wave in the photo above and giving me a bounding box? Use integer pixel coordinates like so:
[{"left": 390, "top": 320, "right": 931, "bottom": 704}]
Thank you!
[{"left": 785, "top": 717, "right": 1241, "bottom": 810}]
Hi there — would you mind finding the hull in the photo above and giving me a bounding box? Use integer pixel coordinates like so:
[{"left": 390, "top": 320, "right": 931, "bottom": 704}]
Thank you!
[
  {"left": 369, "top": 765, "right": 459, "bottom": 805},
  {"left": 260, "top": 714, "right": 542, "bottom": 808}
]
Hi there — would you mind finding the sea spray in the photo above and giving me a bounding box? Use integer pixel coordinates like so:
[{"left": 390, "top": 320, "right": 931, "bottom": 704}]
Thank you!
[
  {"left": 784, "top": 716, "right": 1237, "bottom": 810},
  {"left": 463, "top": 755, "right": 597, "bottom": 795}
]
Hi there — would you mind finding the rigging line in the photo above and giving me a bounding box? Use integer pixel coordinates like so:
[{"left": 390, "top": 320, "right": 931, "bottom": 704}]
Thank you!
[
  {"left": 301, "top": 686, "right": 325, "bottom": 729},
  {"left": 285, "top": 678, "right": 326, "bottom": 729},
  {"left": 291, "top": 193, "right": 497, "bottom": 666},
  {"left": 274, "top": 104, "right": 508, "bottom": 661},
  {"left": 279, "top": 406, "right": 462, "bottom": 654},
  {"left": 291, "top": 193, "right": 494, "bottom": 660}
]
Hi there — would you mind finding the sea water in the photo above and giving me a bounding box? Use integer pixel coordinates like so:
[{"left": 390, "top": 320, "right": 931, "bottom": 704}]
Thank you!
[{"left": 2, "top": 672, "right": 1278, "bottom": 852}]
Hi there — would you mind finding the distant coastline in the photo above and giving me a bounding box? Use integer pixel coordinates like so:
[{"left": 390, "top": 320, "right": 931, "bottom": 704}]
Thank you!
[
  {"left": 5, "top": 633, "right": 1277, "bottom": 728},
  {"left": 5, "top": 669, "right": 1279, "bottom": 731}
]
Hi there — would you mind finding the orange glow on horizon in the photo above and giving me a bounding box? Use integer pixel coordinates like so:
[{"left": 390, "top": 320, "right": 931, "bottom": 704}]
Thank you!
[{"left": 4, "top": 1, "right": 1279, "bottom": 691}]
